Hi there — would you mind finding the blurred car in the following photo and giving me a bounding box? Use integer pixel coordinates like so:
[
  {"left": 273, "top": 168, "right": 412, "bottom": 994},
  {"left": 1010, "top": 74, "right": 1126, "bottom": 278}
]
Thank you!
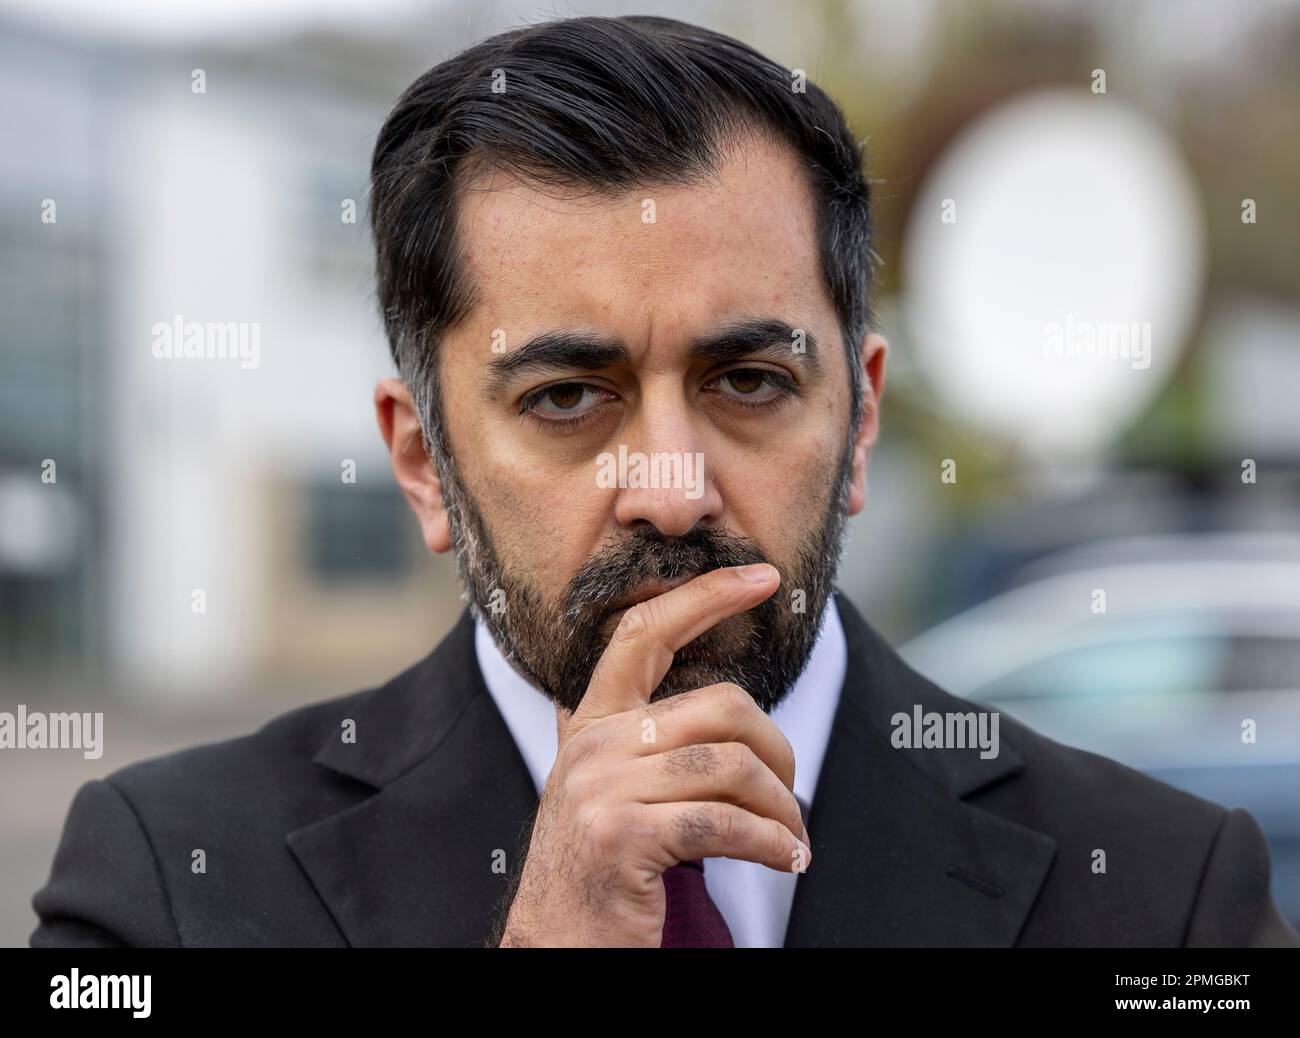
[{"left": 899, "top": 533, "right": 1300, "bottom": 929}]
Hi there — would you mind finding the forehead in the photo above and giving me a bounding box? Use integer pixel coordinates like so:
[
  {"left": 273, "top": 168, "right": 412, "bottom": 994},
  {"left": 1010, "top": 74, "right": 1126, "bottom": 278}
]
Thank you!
[{"left": 452, "top": 133, "right": 832, "bottom": 345}]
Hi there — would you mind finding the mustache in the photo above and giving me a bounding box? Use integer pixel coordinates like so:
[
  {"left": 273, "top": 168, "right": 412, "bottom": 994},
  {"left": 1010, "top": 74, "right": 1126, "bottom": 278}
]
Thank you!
[{"left": 561, "top": 525, "right": 769, "bottom": 624}]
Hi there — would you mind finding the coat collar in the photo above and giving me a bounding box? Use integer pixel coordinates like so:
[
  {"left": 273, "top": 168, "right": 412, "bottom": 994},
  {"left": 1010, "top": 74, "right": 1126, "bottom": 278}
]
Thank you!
[
  {"left": 782, "top": 592, "right": 1056, "bottom": 946},
  {"left": 287, "top": 593, "right": 1056, "bottom": 946}
]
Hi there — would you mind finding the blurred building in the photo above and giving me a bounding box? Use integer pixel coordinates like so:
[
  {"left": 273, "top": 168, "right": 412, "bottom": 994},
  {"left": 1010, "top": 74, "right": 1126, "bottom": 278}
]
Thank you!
[{"left": 0, "top": 21, "right": 464, "bottom": 701}]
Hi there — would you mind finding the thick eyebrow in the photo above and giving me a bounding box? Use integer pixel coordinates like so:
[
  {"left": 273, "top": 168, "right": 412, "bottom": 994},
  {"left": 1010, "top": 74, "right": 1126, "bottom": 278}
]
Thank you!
[
  {"left": 485, "top": 315, "right": 820, "bottom": 395},
  {"left": 485, "top": 331, "right": 631, "bottom": 394},
  {"left": 688, "top": 317, "right": 822, "bottom": 373}
]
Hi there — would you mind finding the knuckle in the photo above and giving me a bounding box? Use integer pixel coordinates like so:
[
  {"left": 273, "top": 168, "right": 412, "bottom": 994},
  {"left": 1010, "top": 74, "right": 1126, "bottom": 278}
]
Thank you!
[
  {"left": 769, "top": 817, "right": 791, "bottom": 860},
  {"left": 612, "top": 604, "right": 647, "bottom": 644},
  {"left": 721, "top": 682, "right": 754, "bottom": 717},
  {"left": 715, "top": 803, "right": 740, "bottom": 845},
  {"left": 577, "top": 803, "right": 625, "bottom": 856},
  {"left": 562, "top": 761, "right": 601, "bottom": 805},
  {"left": 721, "top": 741, "right": 757, "bottom": 778}
]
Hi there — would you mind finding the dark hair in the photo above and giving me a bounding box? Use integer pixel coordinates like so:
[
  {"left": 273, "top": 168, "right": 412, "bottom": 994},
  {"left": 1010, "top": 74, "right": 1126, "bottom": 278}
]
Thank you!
[{"left": 370, "top": 14, "right": 874, "bottom": 461}]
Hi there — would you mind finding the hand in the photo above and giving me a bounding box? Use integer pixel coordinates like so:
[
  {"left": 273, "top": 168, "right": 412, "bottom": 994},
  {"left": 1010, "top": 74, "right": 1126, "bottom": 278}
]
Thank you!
[{"left": 497, "top": 563, "right": 811, "bottom": 947}]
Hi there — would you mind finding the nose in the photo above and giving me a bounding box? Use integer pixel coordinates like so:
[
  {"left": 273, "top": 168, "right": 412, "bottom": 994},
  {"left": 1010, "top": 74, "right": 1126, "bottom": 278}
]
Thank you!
[{"left": 607, "top": 389, "right": 723, "bottom": 537}]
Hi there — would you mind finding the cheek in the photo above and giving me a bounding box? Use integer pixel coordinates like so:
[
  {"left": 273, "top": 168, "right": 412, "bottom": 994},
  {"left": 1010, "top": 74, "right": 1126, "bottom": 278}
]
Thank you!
[
  {"left": 796, "top": 432, "right": 844, "bottom": 505},
  {"left": 472, "top": 450, "right": 610, "bottom": 583},
  {"left": 717, "top": 429, "right": 840, "bottom": 550}
]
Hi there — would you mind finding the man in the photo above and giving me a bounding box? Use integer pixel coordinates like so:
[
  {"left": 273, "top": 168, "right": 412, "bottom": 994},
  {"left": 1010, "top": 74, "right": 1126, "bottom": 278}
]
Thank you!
[{"left": 31, "top": 15, "right": 1297, "bottom": 948}]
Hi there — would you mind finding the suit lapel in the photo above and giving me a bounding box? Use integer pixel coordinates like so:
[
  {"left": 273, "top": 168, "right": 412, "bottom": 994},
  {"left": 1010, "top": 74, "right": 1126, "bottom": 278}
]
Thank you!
[
  {"left": 286, "top": 609, "right": 539, "bottom": 947},
  {"left": 783, "top": 593, "right": 1057, "bottom": 946}
]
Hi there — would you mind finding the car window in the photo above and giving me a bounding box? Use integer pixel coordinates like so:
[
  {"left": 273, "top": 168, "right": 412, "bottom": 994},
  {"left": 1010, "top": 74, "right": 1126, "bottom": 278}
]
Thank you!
[{"left": 976, "top": 636, "right": 1227, "bottom": 702}]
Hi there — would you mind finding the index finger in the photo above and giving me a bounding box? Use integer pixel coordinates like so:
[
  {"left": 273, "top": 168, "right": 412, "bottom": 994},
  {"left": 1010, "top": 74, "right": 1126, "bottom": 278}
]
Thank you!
[{"left": 573, "top": 563, "right": 780, "bottom": 721}]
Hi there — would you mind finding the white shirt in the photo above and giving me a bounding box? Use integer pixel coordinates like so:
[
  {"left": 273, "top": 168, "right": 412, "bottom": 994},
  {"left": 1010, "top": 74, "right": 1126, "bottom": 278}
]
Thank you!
[{"left": 474, "top": 596, "right": 847, "bottom": 947}]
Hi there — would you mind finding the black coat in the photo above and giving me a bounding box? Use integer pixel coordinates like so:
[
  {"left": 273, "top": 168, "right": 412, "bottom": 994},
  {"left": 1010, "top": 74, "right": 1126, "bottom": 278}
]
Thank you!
[{"left": 29, "top": 592, "right": 1300, "bottom": 947}]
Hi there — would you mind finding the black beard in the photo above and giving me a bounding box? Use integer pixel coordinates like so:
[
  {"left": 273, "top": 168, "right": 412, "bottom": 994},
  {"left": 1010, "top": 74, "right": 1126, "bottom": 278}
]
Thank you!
[{"left": 433, "top": 438, "right": 854, "bottom": 715}]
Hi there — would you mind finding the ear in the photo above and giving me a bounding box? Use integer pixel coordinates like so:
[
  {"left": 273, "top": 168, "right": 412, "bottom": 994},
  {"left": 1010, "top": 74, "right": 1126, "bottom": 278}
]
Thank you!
[
  {"left": 846, "top": 332, "right": 887, "bottom": 517},
  {"left": 374, "top": 377, "right": 452, "bottom": 553}
]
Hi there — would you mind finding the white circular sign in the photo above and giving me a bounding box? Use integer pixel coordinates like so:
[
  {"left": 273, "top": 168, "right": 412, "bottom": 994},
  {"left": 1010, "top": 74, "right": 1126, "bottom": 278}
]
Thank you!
[{"left": 902, "top": 89, "right": 1205, "bottom": 458}]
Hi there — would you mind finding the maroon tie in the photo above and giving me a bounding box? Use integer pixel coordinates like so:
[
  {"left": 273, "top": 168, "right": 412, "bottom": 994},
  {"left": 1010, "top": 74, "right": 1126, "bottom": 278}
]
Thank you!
[{"left": 659, "top": 858, "right": 734, "bottom": 947}]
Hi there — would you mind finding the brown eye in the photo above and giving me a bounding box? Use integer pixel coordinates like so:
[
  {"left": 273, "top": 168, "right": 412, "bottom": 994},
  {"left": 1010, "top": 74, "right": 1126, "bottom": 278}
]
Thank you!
[
  {"left": 709, "top": 367, "right": 794, "bottom": 407},
  {"left": 545, "top": 383, "right": 585, "bottom": 410},
  {"left": 520, "top": 381, "right": 614, "bottom": 424},
  {"left": 725, "top": 369, "right": 766, "bottom": 394}
]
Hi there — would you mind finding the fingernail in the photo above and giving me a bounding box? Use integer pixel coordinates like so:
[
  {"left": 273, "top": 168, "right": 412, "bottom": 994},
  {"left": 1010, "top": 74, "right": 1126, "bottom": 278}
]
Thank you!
[{"left": 736, "top": 563, "right": 774, "bottom": 582}]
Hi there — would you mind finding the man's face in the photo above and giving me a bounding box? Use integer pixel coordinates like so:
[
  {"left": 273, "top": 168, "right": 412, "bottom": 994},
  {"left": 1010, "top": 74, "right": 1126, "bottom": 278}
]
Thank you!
[{"left": 381, "top": 132, "right": 884, "bottom": 714}]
